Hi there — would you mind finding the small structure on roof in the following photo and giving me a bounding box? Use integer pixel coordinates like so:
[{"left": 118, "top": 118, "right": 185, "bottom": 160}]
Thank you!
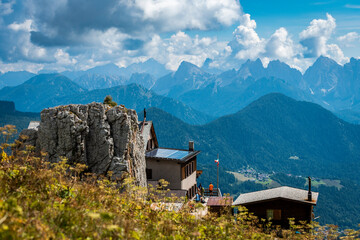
[
  {"left": 207, "top": 196, "right": 233, "bottom": 215},
  {"left": 233, "top": 178, "right": 318, "bottom": 228},
  {"left": 139, "top": 109, "right": 202, "bottom": 199}
]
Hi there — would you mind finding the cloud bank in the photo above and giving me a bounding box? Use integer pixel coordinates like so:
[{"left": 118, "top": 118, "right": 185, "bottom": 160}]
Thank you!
[{"left": 0, "top": 0, "right": 357, "bottom": 73}]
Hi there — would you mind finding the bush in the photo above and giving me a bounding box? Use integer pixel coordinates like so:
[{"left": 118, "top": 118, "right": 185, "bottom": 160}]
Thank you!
[{"left": 103, "top": 95, "right": 117, "bottom": 107}]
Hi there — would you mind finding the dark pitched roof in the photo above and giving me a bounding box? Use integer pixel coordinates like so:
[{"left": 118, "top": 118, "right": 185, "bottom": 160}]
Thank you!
[
  {"left": 138, "top": 120, "right": 159, "bottom": 149},
  {"left": 145, "top": 147, "right": 200, "bottom": 163},
  {"left": 233, "top": 186, "right": 319, "bottom": 206}
]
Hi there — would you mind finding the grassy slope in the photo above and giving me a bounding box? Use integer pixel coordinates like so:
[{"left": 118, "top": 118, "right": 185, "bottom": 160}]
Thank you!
[{"left": 1, "top": 149, "right": 346, "bottom": 239}]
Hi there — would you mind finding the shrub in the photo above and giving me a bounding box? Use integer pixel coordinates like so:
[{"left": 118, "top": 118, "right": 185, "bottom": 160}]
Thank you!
[{"left": 103, "top": 95, "right": 117, "bottom": 107}]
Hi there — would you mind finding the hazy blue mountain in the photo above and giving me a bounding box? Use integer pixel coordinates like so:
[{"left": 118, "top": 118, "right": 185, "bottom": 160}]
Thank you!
[
  {"left": 48, "top": 83, "right": 213, "bottom": 125},
  {"left": 86, "top": 63, "right": 126, "bottom": 76},
  {"left": 72, "top": 73, "right": 127, "bottom": 90},
  {"left": 215, "top": 68, "right": 238, "bottom": 87},
  {"left": 0, "top": 74, "right": 86, "bottom": 112},
  {"left": 178, "top": 76, "right": 309, "bottom": 117},
  {"left": 152, "top": 61, "right": 215, "bottom": 97},
  {"left": 0, "top": 71, "right": 36, "bottom": 89},
  {"left": 304, "top": 56, "right": 344, "bottom": 97},
  {"left": 0, "top": 73, "right": 212, "bottom": 124},
  {"left": 125, "top": 58, "right": 170, "bottom": 78},
  {"left": 237, "top": 58, "right": 266, "bottom": 80},
  {"left": 335, "top": 109, "right": 360, "bottom": 125},
  {"left": 266, "top": 60, "right": 304, "bottom": 87},
  {"left": 61, "top": 63, "right": 127, "bottom": 80},
  {"left": 60, "top": 70, "right": 86, "bottom": 80},
  {"left": 62, "top": 59, "right": 169, "bottom": 80},
  {"left": 157, "top": 58, "right": 309, "bottom": 117},
  {"left": 146, "top": 56, "right": 360, "bottom": 123},
  {"left": 0, "top": 100, "right": 40, "bottom": 142},
  {"left": 302, "top": 56, "right": 360, "bottom": 112},
  {"left": 128, "top": 73, "right": 156, "bottom": 89},
  {"left": 143, "top": 93, "right": 360, "bottom": 182}
]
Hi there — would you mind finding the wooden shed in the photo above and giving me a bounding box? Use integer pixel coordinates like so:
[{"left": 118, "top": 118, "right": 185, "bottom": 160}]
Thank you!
[
  {"left": 207, "top": 196, "right": 233, "bottom": 216},
  {"left": 232, "top": 186, "right": 318, "bottom": 228}
]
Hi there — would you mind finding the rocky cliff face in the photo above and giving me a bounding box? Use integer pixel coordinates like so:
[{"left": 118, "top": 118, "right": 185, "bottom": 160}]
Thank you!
[{"left": 21, "top": 103, "right": 147, "bottom": 187}]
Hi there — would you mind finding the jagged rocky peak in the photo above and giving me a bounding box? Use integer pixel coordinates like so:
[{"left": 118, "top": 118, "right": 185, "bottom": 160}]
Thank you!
[
  {"left": 175, "top": 61, "right": 203, "bottom": 76},
  {"left": 20, "top": 102, "right": 147, "bottom": 187},
  {"left": 309, "top": 56, "right": 341, "bottom": 71}
]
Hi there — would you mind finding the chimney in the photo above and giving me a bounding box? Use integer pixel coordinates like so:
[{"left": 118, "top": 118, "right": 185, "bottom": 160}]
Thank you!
[
  {"left": 140, "top": 108, "right": 146, "bottom": 133},
  {"left": 189, "top": 141, "right": 194, "bottom": 151},
  {"left": 308, "top": 177, "right": 312, "bottom": 201}
]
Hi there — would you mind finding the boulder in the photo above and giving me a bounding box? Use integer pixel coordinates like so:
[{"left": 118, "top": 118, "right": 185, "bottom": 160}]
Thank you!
[{"left": 20, "top": 102, "right": 147, "bottom": 187}]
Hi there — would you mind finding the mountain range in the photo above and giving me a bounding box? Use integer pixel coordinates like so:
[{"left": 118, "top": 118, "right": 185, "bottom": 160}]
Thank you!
[
  {"left": 0, "top": 74, "right": 212, "bottom": 125},
  {"left": 154, "top": 56, "right": 360, "bottom": 124},
  {"left": 61, "top": 58, "right": 170, "bottom": 80},
  {"left": 2, "top": 56, "right": 360, "bottom": 125}
]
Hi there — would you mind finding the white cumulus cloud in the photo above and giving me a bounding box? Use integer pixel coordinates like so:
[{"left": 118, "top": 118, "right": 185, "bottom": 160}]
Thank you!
[
  {"left": 337, "top": 32, "right": 360, "bottom": 47},
  {"left": 228, "top": 14, "right": 265, "bottom": 60},
  {"left": 299, "top": 13, "right": 336, "bottom": 58},
  {"left": 136, "top": 0, "right": 241, "bottom": 30},
  {"left": 265, "top": 27, "right": 297, "bottom": 60},
  {"left": 143, "top": 31, "right": 227, "bottom": 71},
  {"left": 8, "top": 19, "right": 35, "bottom": 32}
]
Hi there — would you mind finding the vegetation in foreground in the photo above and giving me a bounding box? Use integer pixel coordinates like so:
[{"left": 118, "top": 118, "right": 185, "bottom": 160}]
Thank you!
[{"left": 0, "top": 126, "right": 360, "bottom": 239}]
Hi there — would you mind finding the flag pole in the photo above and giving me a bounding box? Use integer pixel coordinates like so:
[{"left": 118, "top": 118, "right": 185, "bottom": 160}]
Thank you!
[{"left": 217, "top": 154, "right": 219, "bottom": 196}]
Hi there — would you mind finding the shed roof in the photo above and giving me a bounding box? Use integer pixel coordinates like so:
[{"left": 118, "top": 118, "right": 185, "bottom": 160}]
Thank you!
[
  {"left": 207, "top": 197, "right": 233, "bottom": 207},
  {"left": 146, "top": 147, "right": 200, "bottom": 163},
  {"left": 28, "top": 121, "right": 40, "bottom": 130},
  {"left": 233, "top": 186, "right": 319, "bottom": 206}
]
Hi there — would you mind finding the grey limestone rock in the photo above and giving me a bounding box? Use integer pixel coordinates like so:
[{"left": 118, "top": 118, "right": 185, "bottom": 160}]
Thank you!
[{"left": 21, "top": 102, "right": 147, "bottom": 187}]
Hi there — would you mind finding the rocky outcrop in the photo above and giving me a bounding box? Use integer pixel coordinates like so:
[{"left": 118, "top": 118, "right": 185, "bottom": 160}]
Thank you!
[{"left": 21, "top": 103, "right": 146, "bottom": 187}]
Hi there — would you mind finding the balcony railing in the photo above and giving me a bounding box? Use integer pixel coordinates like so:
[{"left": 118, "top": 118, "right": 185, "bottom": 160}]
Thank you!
[{"left": 203, "top": 188, "right": 222, "bottom": 197}]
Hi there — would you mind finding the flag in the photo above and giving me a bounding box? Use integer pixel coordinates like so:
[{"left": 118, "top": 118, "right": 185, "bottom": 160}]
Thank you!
[{"left": 214, "top": 159, "right": 219, "bottom": 167}]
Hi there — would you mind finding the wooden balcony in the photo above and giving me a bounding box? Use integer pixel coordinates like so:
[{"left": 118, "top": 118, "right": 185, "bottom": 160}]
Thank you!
[{"left": 203, "top": 188, "right": 222, "bottom": 197}]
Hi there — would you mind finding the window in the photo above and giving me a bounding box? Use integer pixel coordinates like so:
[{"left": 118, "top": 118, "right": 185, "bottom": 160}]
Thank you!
[
  {"left": 266, "top": 209, "right": 281, "bottom": 220},
  {"left": 146, "top": 168, "right": 152, "bottom": 180}
]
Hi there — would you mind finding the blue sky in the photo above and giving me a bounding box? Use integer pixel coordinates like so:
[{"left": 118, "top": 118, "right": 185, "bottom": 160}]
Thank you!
[{"left": 0, "top": 0, "right": 359, "bottom": 73}]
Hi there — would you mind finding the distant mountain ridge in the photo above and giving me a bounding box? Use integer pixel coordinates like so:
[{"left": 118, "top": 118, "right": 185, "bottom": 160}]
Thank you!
[
  {"left": 150, "top": 56, "right": 360, "bottom": 124},
  {"left": 3, "top": 56, "right": 360, "bottom": 124},
  {"left": 152, "top": 61, "right": 214, "bottom": 97},
  {"left": 0, "top": 74, "right": 85, "bottom": 112},
  {"left": 61, "top": 58, "right": 170, "bottom": 80},
  {"left": 0, "top": 74, "right": 212, "bottom": 125},
  {"left": 0, "top": 71, "right": 35, "bottom": 89}
]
